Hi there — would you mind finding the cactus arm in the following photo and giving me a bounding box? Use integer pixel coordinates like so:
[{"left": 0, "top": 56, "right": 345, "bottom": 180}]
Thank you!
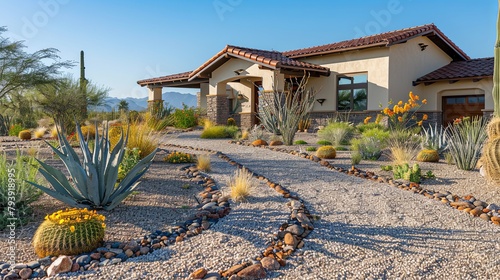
[{"left": 494, "top": 1, "right": 500, "bottom": 117}]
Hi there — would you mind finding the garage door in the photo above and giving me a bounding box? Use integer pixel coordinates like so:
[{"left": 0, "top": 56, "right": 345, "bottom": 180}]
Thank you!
[{"left": 442, "top": 95, "right": 484, "bottom": 126}]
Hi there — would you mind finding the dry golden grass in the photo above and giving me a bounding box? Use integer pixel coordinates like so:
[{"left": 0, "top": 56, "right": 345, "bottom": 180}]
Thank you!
[
  {"left": 50, "top": 126, "right": 59, "bottom": 138},
  {"left": 240, "top": 129, "right": 249, "bottom": 140},
  {"left": 108, "top": 122, "right": 158, "bottom": 159},
  {"left": 228, "top": 168, "right": 254, "bottom": 202},
  {"left": 201, "top": 118, "right": 214, "bottom": 130},
  {"left": 33, "top": 127, "right": 47, "bottom": 139},
  {"left": 196, "top": 154, "right": 211, "bottom": 172},
  {"left": 389, "top": 142, "right": 420, "bottom": 166}
]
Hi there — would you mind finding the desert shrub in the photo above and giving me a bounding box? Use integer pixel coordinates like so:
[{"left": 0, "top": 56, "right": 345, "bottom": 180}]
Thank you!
[
  {"left": 0, "top": 151, "right": 42, "bottom": 230},
  {"left": 227, "top": 118, "right": 236, "bottom": 126},
  {"left": 446, "top": 116, "right": 487, "bottom": 170},
  {"left": 164, "top": 151, "right": 194, "bottom": 163},
  {"left": 306, "top": 146, "right": 317, "bottom": 152},
  {"left": 351, "top": 151, "right": 362, "bottom": 165},
  {"left": 228, "top": 168, "right": 254, "bottom": 202},
  {"left": 316, "top": 145, "right": 336, "bottom": 159},
  {"left": 416, "top": 149, "right": 440, "bottom": 162},
  {"left": 118, "top": 147, "right": 141, "bottom": 182},
  {"left": 249, "top": 125, "right": 267, "bottom": 141},
  {"left": 8, "top": 124, "right": 24, "bottom": 136},
  {"left": 317, "top": 140, "right": 332, "bottom": 146},
  {"left": 201, "top": 126, "right": 238, "bottom": 139},
  {"left": 294, "top": 140, "right": 308, "bottom": 145},
  {"left": 356, "top": 122, "right": 386, "bottom": 134},
  {"left": 34, "top": 127, "right": 47, "bottom": 139},
  {"left": 18, "top": 130, "right": 31, "bottom": 140},
  {"left": 318, "top": 121, "right": 355, "bottom": 146},
  {"left": 197, "top": 154, "right": 211, "bottom": 172},
  {"left": 351, "top": 128, "right": 389, "bottom": 160},
  {"left": 240, "top": 129, "right": 249, "bottom": 140},
  {"left": 173, "top": 104, "right": 198, "bottom": 128}
]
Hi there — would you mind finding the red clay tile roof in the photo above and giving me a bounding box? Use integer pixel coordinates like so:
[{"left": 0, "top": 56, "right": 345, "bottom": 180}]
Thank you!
[
  {"left": 283, "top": 24, "right": 470, "bottom": 61},
  {"left": 188, "top": 45, "right": 330, "bottom": 80},
  {"left": 137, "top": 71, "right": 192, "bottom": 85},
  {"left": 414, "top": 57, "right": 493, "bottom": 85}
]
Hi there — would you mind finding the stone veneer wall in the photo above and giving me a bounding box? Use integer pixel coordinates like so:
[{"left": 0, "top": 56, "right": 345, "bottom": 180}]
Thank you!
[
  {"left": 197, "top": 93, "right": 201, "bottom": 108},
  {"left": 207, "top": 95, "right": 229, "bottom": 125},
  {"left": 239, "top": 113, "right": 254, "bottom": 130}
]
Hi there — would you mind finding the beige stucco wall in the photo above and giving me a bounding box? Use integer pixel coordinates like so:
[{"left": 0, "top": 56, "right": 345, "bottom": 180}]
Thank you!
[
  {"left": 389, "top": 36, "right": 452, "bottom": 106},
  {"left": 414, "top": 78, "right": 493, "bottom": 112},
  {"left": 301, "top": 47, "right": 390, "bottom": 112}
]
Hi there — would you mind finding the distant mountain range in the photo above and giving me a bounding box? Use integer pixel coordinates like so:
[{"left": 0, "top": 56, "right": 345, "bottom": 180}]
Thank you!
[{"left": 91, "top": 92, "right": 197, "bottom": 112}]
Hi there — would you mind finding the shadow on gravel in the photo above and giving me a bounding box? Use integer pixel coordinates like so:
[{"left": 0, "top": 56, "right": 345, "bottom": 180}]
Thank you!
[{"left": 312, "top": 221, "right": 493, "bottom": 257}]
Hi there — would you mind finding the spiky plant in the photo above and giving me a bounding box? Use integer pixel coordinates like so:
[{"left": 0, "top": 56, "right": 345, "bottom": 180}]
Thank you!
[
  {"left": 416, "top": 149, "right": 440, "bottom": 162},
  {"left": 28, "top": 123, "right": 157, "bottom": 210},
  {"left": 33, "top": 208, "right": 106, "bottom": 257},
  {"left": 445, "top": 116, "right": 487, "bottom": 171},
  {"left": 316, "top": 145, "right": 336, "bottom": 159},
  {"left": 258, "top": 74, "right": 316, "bottom": 145},
  {"left": 421, "top": 123, "right": 448, "bottom": 154}
]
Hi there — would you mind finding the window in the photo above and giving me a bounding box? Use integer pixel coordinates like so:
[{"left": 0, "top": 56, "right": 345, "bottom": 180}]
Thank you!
[{"left": 337, "top": 73, "right": 368, "bottom": 111}]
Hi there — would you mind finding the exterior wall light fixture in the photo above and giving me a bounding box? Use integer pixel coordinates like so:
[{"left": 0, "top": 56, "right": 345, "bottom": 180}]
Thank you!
[{"left": 316, "top": 98, "right": 326, "bottom": 105}]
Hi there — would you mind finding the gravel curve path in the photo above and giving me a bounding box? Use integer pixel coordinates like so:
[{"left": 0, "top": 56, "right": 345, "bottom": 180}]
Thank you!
[
  {"left": 159, "top": 132, "right": 500, "bottom": 280},
  {"left": 57, "top": 131, "right": 500, "bottom": 279}
]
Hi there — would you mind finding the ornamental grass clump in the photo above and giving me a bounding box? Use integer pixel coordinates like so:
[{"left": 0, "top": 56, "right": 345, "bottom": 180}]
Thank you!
[
  {"left": 446, "top": 116, "right": 487, "bottom": 170},
  {"left": 200, "top": 125, "right": 238, "bottom": 139},
  {"left": 33, "top": 208, "right": 106, "bottom": 258},
  {"left": 228, "top": 168, "right": 254, "bottom": 202},
  {"left": 196, "top": 154, "right": 211, "bottom": 172},
  {"left": 351, "top": 128, "right": 389, "bottom": 160},
  {"left": 318, "top": 121, "right": 355, "bottom": 147},
  {"left": 28, "top": 123, "right": 157, "bottom": 210},
  {"left": 34, "top": 127, "right": 47, "bottom": 139}
]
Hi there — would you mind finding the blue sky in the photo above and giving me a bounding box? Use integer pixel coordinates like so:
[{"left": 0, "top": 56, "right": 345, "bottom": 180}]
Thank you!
[{"left": 0, "top": 0, "right": 497, "bottom": 98}]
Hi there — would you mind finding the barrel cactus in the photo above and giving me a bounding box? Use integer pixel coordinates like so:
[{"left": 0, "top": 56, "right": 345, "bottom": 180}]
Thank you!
[
  {"left": 18, "top": 130, "right": 31, "bottom": 140},
  {"left": 416, "top": 149, "right": 440, "bottom": 162},
  {"left": 227, "top": 118, "right": 236, "bottom": 126},
  {"left": 316, "top": 145, "right": 336, "bottom": 159},
  {"left": 33, "top": 208, "right": 106, "bottom": 258}
]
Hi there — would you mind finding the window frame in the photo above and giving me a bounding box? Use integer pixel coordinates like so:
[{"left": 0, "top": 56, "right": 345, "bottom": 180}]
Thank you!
[{"left": 336, "top": 73, "right": 368, "bottom": 111}]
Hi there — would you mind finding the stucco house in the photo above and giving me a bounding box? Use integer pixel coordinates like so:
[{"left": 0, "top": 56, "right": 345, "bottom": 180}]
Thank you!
[{"left": 137, "top": 24, "right": 493, "bottom": 128}]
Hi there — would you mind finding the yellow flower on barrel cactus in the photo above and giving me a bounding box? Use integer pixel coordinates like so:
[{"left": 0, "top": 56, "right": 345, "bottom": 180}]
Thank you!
[
  {"left": 416, "top": 149, "right": 439, "bottom": 162},
  {"left": 33, "top": 208, "right": 106, "bottom": 258},
  {"left": 18, "top": 130, "right": 31, "bottom": 140},
  {"left": 316, "top": 145, "right": 336, "bottom": 159}
]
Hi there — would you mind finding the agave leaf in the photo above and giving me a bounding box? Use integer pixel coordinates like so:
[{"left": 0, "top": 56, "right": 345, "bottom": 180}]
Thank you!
[
  {"left": 26, "top": 181, "right": 81, "bottom": 208},
  {"left": 36, "top": 159, "right": 86, "bottom": 200},
  {"left": 103, "top": 132, "right": 126, "bottom": 202},
  {"left": 117, "top": 148, "right": 157, "bottom": 188}
]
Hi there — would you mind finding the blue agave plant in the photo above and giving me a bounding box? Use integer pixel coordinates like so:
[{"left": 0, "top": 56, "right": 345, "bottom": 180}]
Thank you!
[{"left": 28, "top": 123, "right": 156, "bottom": 210}]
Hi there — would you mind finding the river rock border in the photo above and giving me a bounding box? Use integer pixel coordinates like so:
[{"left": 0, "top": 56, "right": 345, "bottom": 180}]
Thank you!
[
  {"left": 229, "top": 140, "right": 500, "bottom": 227},
  {"left": 0, "top": 149, "right": 230, "bottom": 280}
]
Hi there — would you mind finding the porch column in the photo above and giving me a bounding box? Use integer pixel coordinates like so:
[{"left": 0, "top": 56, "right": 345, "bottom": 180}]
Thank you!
[
  {"left": 206, "top": 82, "right": 229, "bottom": 125},
  {"left": 147, "top": 86, "right": 163, "bottom": 110},
  {"left": 197, "top": 83, "right": 209, "bottom": 110}
]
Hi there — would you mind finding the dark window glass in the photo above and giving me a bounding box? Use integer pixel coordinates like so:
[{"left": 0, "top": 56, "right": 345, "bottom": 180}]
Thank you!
[{"left": 337, "top": 73, "right": 367, "bottom": 111}]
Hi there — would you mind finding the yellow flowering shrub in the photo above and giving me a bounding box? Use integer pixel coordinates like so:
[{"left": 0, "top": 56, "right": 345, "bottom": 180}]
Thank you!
[
  {"left": 164, "top": 151, "right": 195, "bottom": 164},
  {"left": 379, "top": 92, "right": 428, "bottom": 131}
]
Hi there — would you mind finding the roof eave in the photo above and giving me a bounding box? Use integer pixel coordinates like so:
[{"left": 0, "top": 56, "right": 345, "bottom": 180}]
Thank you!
[
  {"left": 286, "top": 42, "right": 388, "bottom": 59},
  {"left": 413, "top": 75, "right": 492, "bottom": 86}
]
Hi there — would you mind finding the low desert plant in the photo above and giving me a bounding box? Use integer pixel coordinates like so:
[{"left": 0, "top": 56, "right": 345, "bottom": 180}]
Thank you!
[
  {"left": 9, "top": 124, "right": 24, "bottom": 137},
  {"left": 249, "top": 125, "right": 267, "bottom": 142},
  {"left": 351, "top": 128, "right": 389, "bottom": 160},
  {"left": 446, "top": 116, "right": 487, "bottom": 170},
  {"left": 317, "top": 140, "right": 332, "bottom": 146},
  {"left": 294, "top": 140, "right": 308, "bottom": 145},
  {"left": 393, "top": 163, "right": 421, "bottom": 183},
  {"left": 200, "top": 125, "right": 238, "bottom": 139},
  {"left": 240, "top": 129, "right": 249, "bottom": 140},
  {"left": 173, "top": 104, "right": 198, "bottom": 129},
  {"left": 18, "top": 129, "right": 31, "bottom": 140},
  {"left": 34, "top": 127, "right": 47, "bottom": 139},
  {"left": 421, "top": 123, "right": 448, "bottom": 154},
  {"left": 356, "top": 122, "right": 386, "bottom": 134},
  {"left": 28, "top": 123, "right": 157, "bottom": 210},
  {"left": 318, "top": 121, "right": 355, "bottom": 146},
  {"left": 306, "top": 146, "right": 317, "bottom": 152},
  {"left": 197, "top": 154, "right": 211, "bottom": 172},
  {"left": 444, "top": 152, "right": 454, "bottom": 165},
  {"left": 416, "top": 149, "right": 440, "bottom": 162},
  {"left": 227, "top": 118, "right": 236, "bottom": 126},
  {"left": 351, "top": 151, "right": 362, "bottom": 165},
  {"left": 316, "top": 145, "right": 336, "bottom": 159},
  {"left": 0, "top": 151, "right": 42, "bottom": 230},
  {"left": 164, "top": 151, "right": 195, "bottom": 163},
  {"left": 228, "top": 168, "right": 254, "bottom": 202},
  {"left": 33, "top": 208, "right": 106, "bottom": 257}
]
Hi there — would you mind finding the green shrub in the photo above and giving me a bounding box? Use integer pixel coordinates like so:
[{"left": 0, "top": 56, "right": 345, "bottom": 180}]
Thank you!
[
  {"left": 8, "top": 124, "right": 24, "bottom": 137},
  {"left": 201, "top": 125, "right": 239, "bottom": 139},
  {"left": 356, "top": 122, "right": 386, "bottom": 133},
  {"left": 0, "top": 151, "right": 42, "bottom": 230},
  {"left": 351, "top": 128, "right": 389, "bottom": 160},
  {"left": 318, "top": 121, "right": 355, "bottom": 146},
  {"left": 317, "top": 140, "right": 332, "bottom": 146},
  {"left": 306, "top": 146, "right": 317, "bottom": 152},
  {"left": 335, "top": 146, "right": 348, "bottom": 151},
  {"left": 118, "top": 147, "right": 141, "bottom": 182},
  {"left": 351, "top": 152, "right": 362, "bottom": 165},
  {"left": 173, "top": 104, "right": 198, "bottom": 129},
  {"left": 446, "top": 116, "right": 487, "bottom": 170},
  {"left": 164, "top": 151, "right": 195, "bottom": 163},
  {"left": 294, "top": 140, "right": 308, "bottom": 145}
]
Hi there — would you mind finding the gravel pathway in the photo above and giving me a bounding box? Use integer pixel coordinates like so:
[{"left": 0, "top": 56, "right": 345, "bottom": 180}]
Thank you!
[{"left": 156, "top": 132, "right": 500, "bottom": 279}]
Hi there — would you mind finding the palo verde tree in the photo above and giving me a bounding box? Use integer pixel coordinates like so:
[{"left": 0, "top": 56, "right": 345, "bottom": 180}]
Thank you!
[{"left": 0, "top": 27, "right": 73, "bottom": 100}]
